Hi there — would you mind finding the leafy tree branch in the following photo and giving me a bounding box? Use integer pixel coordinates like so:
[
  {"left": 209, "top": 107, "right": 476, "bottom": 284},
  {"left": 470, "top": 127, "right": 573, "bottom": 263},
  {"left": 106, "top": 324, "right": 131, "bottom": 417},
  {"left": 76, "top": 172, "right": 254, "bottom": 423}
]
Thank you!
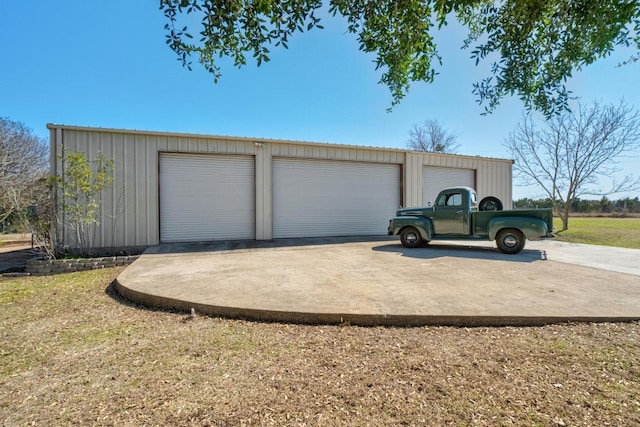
[{"left": 159, "top": 0, "right": 640, "bottom": 116}]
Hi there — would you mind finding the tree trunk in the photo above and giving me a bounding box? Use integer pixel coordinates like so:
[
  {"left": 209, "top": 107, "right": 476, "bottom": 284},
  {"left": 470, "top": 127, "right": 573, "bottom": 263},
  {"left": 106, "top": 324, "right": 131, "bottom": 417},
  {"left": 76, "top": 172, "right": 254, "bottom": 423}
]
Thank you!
[{"left": 560, "top": 206, "right": 571, "bottom": 231}]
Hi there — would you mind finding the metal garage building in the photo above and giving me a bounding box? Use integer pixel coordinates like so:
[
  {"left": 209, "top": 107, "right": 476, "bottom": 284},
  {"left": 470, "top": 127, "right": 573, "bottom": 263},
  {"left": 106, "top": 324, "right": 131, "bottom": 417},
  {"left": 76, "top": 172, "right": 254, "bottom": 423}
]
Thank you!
[{"left": 49, "top": 124, "right": 513, "bottom": 249}]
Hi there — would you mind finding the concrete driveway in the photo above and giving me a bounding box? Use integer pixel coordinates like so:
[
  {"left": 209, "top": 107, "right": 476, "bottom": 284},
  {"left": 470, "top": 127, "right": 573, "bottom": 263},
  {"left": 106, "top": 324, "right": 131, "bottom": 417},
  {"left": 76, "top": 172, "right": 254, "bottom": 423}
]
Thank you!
[{"left": 116, "top": 237, "right": 640, "bottom": 326}]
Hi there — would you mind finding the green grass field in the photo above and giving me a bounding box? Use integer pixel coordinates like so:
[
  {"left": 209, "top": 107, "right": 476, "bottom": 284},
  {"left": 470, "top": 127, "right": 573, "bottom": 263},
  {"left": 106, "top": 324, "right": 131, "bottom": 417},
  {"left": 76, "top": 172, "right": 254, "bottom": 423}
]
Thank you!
[{"left": 554, "top": 217, "right": 640, "bottom": 249}]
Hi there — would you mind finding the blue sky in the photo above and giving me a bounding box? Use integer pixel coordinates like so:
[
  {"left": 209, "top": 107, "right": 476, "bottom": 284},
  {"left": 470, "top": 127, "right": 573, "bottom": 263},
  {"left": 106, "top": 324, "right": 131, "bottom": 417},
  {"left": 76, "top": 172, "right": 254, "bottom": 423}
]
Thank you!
[{"left": 2, "top": 1, "right": 639, "bottom": 200}]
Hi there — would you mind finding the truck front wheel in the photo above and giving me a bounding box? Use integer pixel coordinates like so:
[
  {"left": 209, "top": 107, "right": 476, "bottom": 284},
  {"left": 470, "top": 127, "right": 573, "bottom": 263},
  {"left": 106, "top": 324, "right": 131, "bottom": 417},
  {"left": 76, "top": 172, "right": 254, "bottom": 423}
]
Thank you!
[
  {"left": 400, "top": 227, "right": 423, "bottom": 248},
  {"left": 496, "top": 229, "right": 526, "bottom": 254}
]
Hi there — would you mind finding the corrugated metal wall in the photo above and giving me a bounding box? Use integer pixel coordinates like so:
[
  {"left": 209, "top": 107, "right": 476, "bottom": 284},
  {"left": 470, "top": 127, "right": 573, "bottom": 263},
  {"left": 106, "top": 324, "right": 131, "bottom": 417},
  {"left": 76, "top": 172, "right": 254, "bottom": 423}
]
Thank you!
[
  {"left": 49, "top": 125, "right": 512, "bottom": 248},
  {"left": 50, "top": 127, "right": 261, "bottom": 248}
]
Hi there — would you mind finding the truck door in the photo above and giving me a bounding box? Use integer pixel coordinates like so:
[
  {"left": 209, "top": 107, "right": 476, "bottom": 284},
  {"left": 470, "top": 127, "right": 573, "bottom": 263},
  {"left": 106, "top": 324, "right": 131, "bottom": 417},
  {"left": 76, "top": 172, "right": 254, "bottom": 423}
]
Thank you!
[{"left": 432, "top": 191, "right": 467, "bottom": 234}]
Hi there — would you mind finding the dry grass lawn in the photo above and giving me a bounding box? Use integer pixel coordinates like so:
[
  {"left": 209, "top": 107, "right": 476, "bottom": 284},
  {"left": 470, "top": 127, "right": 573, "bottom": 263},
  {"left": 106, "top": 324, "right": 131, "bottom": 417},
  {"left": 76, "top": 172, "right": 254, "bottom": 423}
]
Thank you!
[{"left": 1, "top": 268, "right": 639, "bottom": 426}]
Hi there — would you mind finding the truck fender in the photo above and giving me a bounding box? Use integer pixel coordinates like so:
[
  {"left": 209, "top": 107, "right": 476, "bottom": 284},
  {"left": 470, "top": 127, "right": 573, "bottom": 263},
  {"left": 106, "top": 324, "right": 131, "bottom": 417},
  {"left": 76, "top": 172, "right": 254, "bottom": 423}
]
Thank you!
[
  {"left": 390, "top": 216, "right": 433, "bottom": 241},
  {"left": 488, "top": 217, "right": 549, "bottom": 241}
]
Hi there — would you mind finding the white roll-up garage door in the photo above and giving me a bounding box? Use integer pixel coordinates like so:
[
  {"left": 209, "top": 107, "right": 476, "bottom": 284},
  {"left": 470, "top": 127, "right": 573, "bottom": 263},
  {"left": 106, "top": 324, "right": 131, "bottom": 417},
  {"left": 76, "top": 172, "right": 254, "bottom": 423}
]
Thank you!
[
  {"left": 423, "top": 166, "right": 475, "bottom": 206},
  {"left": 159, "top": 153, "right": 255, "bottom": 242},
  {"left": 273, "top": 159, "right": 400, "bottom": 238}
]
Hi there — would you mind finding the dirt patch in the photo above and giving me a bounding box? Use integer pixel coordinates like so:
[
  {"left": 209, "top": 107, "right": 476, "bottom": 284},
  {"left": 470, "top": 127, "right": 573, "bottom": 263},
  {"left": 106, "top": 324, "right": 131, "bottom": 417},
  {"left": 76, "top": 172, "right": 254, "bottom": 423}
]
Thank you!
[
  {"left": 0, "top": 243, "right": 32, "bottom": 253},
  {"left": 1, "top": 268, "right": 639, "bottom": 426}
]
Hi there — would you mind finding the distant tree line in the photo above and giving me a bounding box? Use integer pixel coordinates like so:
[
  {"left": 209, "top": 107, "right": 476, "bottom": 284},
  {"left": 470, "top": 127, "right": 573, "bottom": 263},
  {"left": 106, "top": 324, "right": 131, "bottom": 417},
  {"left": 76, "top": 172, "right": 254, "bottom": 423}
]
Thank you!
[{"left": 514, "top": 196, "right": 640, "bottom": 215}]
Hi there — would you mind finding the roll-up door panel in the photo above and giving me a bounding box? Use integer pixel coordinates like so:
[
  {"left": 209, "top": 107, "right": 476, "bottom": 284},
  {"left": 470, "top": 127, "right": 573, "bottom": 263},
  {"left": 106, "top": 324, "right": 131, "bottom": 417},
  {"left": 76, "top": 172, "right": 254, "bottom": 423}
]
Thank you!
[
  {"left": 273, "top": 159, "right": 400, "bottom": 238},
  {"left": 423, "top": 166, "right": 474, "bottom": 206},
  {"left": 159, "top": 153, "right": 255, "bottom": 242}
]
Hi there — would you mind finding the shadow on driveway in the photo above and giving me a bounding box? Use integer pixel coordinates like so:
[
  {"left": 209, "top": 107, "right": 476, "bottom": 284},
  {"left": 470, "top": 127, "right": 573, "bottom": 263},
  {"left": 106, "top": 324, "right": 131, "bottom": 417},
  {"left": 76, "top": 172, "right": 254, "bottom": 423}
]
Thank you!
[
  {"left": 146, "top": 235, "right": 397, "bottom": 254},
  {"left": 372, "top": 242, "right": 547, "bottom": 263},
  {"left": 0, "top": 246, "right": 39, "bottom": 274},
  {"left": 146, "top": 236, "right": 547, "bottom": 264}
]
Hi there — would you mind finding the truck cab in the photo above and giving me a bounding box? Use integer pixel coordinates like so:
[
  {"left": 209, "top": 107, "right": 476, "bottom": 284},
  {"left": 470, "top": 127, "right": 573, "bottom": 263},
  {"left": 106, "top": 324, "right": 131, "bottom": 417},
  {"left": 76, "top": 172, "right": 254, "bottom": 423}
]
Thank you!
[{"left": 430, "top": 187, "right": 477, "bottom": 235}]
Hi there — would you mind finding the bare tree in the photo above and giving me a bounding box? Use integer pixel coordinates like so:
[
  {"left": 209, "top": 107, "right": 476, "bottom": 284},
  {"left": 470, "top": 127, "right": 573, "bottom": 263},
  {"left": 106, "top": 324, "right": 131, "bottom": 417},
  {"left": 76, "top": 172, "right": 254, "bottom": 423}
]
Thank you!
[
  {"left": 19, "top": 176, "right": 58, "bottom": 259},
  {"left": 505, "top": 101, "right": 640, "bottom": 231},
  {"left": 407, "top": 120, "right": 460, "bottom": 154},
  {"left": 0, "top": 118, "right": 49, "bottom": 227}
]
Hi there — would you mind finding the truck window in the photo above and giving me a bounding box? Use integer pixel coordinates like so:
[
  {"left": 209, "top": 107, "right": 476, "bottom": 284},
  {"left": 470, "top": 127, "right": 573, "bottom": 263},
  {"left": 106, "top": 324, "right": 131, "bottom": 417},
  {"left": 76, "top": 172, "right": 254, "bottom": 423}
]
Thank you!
[
  {"left": 437, "top": 192, "right": 463, "bottom": 207},
  {"left": 447, "top": 193, "right": 462, "bottom": 206}
]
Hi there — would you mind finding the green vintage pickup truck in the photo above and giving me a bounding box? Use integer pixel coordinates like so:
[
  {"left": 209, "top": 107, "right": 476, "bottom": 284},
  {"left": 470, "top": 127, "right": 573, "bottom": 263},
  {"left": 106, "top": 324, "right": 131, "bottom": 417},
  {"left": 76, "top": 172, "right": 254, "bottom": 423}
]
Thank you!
[{"left": 387, "top": 187, "right": 554, "bottom": 254}]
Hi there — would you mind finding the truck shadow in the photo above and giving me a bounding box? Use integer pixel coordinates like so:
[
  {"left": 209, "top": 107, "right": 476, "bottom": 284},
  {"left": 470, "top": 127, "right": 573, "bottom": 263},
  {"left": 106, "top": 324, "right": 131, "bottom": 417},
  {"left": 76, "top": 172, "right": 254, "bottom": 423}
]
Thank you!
[
  {"left": 372, "top": 242, "right": 546, "bottom": 263},
  {"left": 146, "top": 236, "right": 397, "bottom": 254}
]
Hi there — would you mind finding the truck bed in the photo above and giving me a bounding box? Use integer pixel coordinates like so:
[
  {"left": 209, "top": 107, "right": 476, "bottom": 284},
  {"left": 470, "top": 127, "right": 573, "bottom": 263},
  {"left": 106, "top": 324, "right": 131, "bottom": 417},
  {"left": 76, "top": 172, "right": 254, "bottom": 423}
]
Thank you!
[{"left": 471, "top": 209, "right": 553, "bottom": 237}]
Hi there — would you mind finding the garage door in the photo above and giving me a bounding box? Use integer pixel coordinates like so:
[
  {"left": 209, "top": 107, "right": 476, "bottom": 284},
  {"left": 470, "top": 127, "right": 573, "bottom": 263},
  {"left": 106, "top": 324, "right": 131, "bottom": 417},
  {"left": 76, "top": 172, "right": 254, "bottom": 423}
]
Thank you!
[
  {"left": 159, "top": 153, "right": 255, "bottom": 242},
  {"left": 423, "top": 166, "right": 475, "bottom": 206},
  {"left": 273, "top": 159, "right": 400, "bottom": 238}
]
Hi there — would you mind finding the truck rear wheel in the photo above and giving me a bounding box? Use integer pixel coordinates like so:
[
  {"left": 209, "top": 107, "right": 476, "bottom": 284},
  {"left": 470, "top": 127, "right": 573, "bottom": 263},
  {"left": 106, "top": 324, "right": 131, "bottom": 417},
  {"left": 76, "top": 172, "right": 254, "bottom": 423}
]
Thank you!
[
  {"left": 496, "top": 229, "right": 526, "bottom": 254},
  {"left": 479, "top": 196, "right": 503, "bottom": 211},
  {"left": 400, "top": 227, "right": 423, "bottom": 248}
]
